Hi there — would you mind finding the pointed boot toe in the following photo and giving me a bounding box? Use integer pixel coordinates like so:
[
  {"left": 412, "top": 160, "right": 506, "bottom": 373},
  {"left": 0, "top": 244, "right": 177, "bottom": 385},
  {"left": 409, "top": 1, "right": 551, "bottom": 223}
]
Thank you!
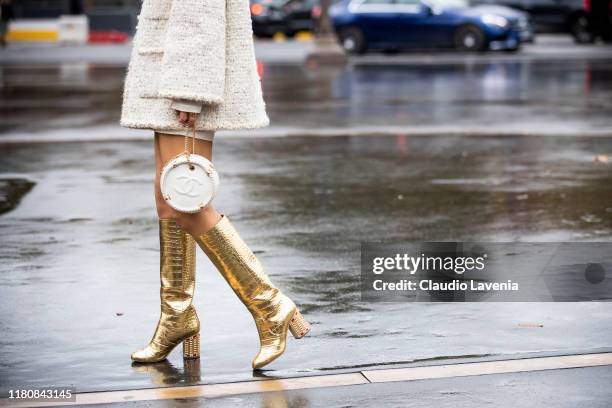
[
  {"left": 131, "top": 347, "right": 167, "bottom": 363},
  {"left": 252, "top": 344, "right": 285, "bottom": 369}
]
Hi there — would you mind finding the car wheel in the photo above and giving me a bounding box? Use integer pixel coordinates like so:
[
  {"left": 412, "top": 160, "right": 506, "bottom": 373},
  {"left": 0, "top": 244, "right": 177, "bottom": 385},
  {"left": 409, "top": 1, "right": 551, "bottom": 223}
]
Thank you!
[
  {"left": 338, "top": 27, "right": 367, "bottom": 55},
  {"left": 570, "top": 15, "right": 595, "bottom": 44},
  {"left": 503, "top": 45, "right": 521, "bottom": 53},
  {"left": 454, "top": 25, "right": 486, "bottom": 52}
]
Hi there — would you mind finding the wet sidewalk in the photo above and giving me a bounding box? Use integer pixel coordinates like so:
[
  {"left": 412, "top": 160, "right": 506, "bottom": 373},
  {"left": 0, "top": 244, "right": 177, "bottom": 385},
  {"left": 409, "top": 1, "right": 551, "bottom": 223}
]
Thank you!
[{"left": 0, "top": 135, "right": 611, "bottom": 398}]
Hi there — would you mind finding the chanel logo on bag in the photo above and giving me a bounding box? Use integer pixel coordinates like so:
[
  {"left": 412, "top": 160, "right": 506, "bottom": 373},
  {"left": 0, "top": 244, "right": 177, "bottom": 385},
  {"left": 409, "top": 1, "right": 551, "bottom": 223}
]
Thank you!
[{"left": 174, "top": 175, "right": 204, "bottom": 197}]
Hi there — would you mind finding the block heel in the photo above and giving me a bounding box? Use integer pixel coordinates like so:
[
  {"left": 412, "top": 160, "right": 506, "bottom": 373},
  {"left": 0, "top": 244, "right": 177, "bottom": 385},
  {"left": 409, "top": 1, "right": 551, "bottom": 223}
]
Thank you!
[
  {"left": 288, "top": 309, "right": 310, "bottom": 339},
  {"left": 183, "top": 333, "right": 200, "bottom": 359}
]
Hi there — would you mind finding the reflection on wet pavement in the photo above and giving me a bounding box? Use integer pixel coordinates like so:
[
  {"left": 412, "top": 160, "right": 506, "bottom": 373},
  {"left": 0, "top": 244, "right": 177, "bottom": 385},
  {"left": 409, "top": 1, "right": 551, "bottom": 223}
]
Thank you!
[
  {"left": 131, "top": 360, "right": 201, "bottom": 387},
  {"left": 0, "top": 135, "right": 611, "bottom": 392},
  {"left": 2, "top": 58, "right": 612, "bottom": 136}
]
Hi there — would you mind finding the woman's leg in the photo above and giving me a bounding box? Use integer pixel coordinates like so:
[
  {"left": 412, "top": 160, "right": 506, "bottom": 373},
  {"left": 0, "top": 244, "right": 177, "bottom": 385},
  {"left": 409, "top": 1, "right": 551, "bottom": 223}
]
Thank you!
[
  {"left": 154, "top": 132, "right": 222, "bottom": 235},
  {"left": 153, "top": 133, "right": 174, "bottom": 220},
  {"left": 156, "top": 132, "right": 310, "bottom": 369},
  {"left": 131, "top": 134, "right": 200, "bottom": 363}
]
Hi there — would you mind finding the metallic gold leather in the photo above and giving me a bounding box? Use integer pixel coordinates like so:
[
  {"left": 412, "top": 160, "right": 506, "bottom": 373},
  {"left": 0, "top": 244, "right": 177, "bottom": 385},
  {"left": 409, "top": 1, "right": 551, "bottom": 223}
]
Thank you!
[
  {"left": 195, "top": 215, "right": 297, "bottom": 369},
  {"left": 131, "top": 219, "right": 200, "bottom": 363}
]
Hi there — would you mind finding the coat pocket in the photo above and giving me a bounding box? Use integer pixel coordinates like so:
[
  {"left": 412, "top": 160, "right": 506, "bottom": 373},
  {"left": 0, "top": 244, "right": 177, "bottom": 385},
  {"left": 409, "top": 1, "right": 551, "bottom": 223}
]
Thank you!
[
  {"left": 134, "top": 17, "right": 167, "bottom": 55},
  {"left": 129, "top": 52, "right": 165, "bottom": 99},
  {"left": 139, "top": 0, "right": 171, "bottom": 20}
]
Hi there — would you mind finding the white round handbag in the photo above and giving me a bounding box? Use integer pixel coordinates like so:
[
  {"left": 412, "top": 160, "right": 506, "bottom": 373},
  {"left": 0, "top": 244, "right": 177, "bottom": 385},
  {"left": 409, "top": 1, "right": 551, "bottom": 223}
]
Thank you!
[{"left": 160, "top": 127, "right": 219, "bottom": 213}]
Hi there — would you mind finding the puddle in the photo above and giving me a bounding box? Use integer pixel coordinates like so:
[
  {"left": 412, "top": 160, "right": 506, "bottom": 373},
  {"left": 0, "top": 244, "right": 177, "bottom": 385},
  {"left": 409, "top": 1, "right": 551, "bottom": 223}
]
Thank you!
[{"left": 0, "top": 177, "right": 35, "bottom": 215}]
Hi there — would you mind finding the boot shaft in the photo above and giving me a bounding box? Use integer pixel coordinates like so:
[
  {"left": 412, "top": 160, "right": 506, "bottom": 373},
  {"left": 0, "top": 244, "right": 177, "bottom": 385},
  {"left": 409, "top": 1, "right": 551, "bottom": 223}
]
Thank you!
[
  {"left": 195, "top": 216, "right": 277, "bottom": 310},
  {"left": 159, "top": 219, "right": 196, "bottom": 313}
]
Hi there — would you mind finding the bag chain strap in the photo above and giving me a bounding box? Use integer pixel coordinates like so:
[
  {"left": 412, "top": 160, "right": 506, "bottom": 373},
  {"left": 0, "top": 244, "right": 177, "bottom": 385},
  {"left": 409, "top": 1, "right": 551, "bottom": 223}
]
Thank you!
[{"left": 183, "top": 119, "right": 197, "bottom": 166}]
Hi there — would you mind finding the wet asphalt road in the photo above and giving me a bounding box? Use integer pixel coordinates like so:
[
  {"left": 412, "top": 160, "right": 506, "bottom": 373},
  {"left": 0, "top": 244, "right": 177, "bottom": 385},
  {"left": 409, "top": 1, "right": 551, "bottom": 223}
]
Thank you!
[
  {"left": 1, "top": 135, "right": 612, "bottom": 393},
  {"left": 1, "top": 37, "right": 612, "bottom": 140},
  {"left": 1, "top": 39, "right": 612, "bottom": 396}
]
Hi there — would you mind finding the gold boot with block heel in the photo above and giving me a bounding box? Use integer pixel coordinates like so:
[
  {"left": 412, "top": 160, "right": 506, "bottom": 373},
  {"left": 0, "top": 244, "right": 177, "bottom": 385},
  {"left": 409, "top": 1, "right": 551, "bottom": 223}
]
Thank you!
[
  {"left": 131, "top": 219, "right": 200, "bottom": 363},
  {"left": 195, "top": 215, "right": 310, "bottom": 369}
]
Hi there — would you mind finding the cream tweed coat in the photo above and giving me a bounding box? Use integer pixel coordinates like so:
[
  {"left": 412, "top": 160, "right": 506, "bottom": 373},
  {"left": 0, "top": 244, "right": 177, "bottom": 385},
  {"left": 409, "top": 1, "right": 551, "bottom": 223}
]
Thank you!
[{"left": 120, "top": 0, "right": 269, "bottom": 131}]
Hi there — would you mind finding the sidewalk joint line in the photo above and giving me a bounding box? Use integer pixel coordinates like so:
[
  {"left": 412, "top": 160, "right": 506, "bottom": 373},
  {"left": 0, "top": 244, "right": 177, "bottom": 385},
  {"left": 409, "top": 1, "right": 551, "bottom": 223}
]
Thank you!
[{"left": 359, "top": 371, "right": 373, "bottom": 383}]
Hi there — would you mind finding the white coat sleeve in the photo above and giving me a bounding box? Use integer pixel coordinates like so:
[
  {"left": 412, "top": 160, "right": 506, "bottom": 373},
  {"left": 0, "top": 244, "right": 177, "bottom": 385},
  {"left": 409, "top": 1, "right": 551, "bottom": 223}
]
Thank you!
[
  {"left": 157, "top": 0, "right": 226, "bottom": 104},
  {"left": 170, "top": 99, "right": 203, "bottom": 113}
]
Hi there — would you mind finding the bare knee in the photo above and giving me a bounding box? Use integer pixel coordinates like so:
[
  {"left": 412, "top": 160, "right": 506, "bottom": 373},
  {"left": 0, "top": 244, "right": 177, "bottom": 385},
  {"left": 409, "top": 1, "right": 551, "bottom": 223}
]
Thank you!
[
  {"left": 171, "top": 206, "right": 222, "bottom": 236},
  {"left": 156, "top": 198, "right": 177, "bottom": 220},
  {"left": 155, "top": 187, "right": 174, "bottom": 219},
  {"left": 154, "top": 205, "right": 190, "bottom": 230},
  {"left": 154, "top": 181, "right": 220, "bottom": 235}
]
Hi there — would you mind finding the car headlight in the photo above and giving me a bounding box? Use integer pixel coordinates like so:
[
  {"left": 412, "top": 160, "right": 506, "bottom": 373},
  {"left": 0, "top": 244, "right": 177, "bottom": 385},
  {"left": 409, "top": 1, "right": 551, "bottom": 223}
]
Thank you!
[{"left": 482, "top": 14, "right": 508, "bottom": 28}]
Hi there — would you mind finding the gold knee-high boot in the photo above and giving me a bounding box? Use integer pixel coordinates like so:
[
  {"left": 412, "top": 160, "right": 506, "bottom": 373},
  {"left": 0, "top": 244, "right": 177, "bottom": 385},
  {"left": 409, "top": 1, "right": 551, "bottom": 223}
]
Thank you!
[
  {"left": 131, "top": 219, "right": 200, "bottom": 363},
  {"left": 195, "top": 215, "right": 310, "bottom": 369}
]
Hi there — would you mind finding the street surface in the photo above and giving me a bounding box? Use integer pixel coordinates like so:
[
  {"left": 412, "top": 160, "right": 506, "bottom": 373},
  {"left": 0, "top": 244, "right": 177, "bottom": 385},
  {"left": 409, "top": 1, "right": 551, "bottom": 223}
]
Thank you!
[
  {"left": 1, "top": 36, "right": 612, "bottom": 142},
  {"left": 0, "top": 36, "right": 611, "bottom": 406},
  {"left": 95, "top": 365, "right": 612, "bottom": 408},
  {"left": 1, "top": 134, "right": 611, "bottom": 392}
]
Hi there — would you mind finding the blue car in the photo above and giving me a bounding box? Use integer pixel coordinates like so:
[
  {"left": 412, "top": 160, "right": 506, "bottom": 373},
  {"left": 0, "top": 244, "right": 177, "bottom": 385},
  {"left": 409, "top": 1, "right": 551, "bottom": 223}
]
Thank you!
[{"left": 330, "top": 0, "right": 534, "bottom": 53}]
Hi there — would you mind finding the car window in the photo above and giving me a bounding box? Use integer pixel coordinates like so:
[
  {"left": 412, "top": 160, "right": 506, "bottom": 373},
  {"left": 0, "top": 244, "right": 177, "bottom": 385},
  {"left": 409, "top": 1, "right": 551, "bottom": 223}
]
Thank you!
[
  {"left": 350, "top": 0, "right": 424, "bottom": 12},
  {"left": 424, "top": 0, "right": 469, "bottom": 9},
  {"left": 351, "top": 0, "right": 421, "bottom": 12},
  {"left": 393, "top": 0, "right": 422, "bottom": 12}
]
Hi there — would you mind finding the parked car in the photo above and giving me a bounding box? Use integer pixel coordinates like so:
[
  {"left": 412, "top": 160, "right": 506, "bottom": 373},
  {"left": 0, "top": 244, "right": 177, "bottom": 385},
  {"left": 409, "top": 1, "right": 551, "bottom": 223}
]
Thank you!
[
  {"left": 281, "top": 0, "right": 320, "bottom": 35},
  {"left": 251, "top": 0, "right": 289, "bottom": 37},
  {"left": 472, "top": 0, "right": 611, "bottom": 43},
  {"left": 330, "top": 0, "right": 534, "bottom": 53},
  {"left": 251, "top": 0, "right": 319, "bottom": 37}
]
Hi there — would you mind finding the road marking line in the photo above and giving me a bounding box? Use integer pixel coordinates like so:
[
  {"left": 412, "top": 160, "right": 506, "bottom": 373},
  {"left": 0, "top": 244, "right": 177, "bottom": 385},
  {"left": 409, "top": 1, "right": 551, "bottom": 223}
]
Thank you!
[
  {"left": 6, "top": 30, "right": 58, "bottom": 42},
  {"left": 362, "top": 352, "right": 612, "bottom": 383},
  {"left": 2, "top": 353, "right": 611, "bottom": 407},
  {"left": 0, "top": 373, "right": 368, "bottom": 407}
]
